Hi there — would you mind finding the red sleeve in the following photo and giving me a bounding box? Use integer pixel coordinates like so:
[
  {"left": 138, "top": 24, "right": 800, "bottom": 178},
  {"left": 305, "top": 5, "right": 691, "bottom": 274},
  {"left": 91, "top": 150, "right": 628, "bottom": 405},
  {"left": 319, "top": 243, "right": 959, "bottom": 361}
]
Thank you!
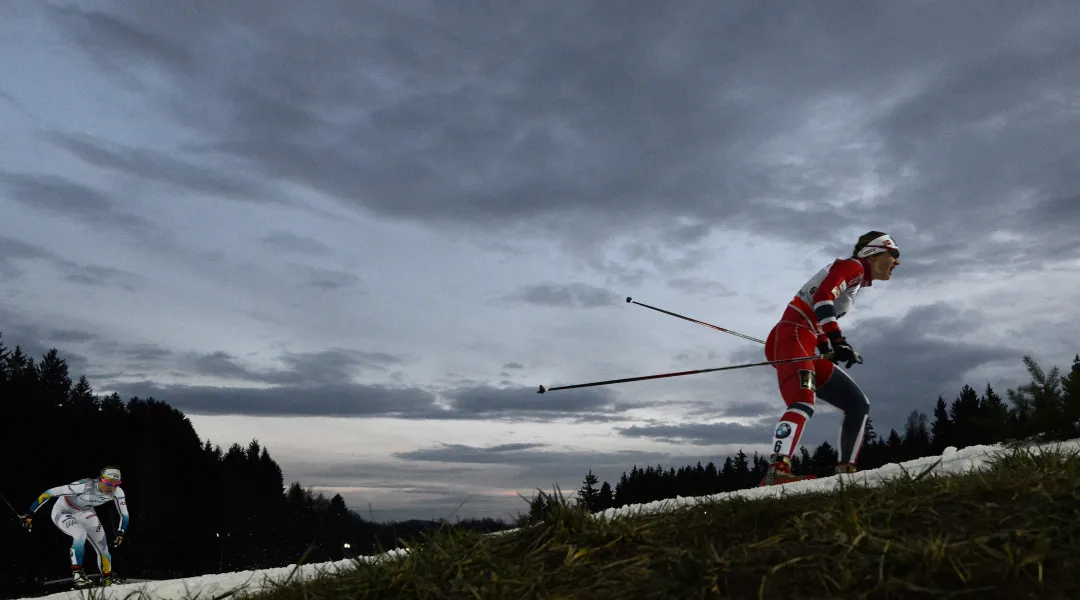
[{"left": 810, "top": 259, "right": 863, "bottom": 335}]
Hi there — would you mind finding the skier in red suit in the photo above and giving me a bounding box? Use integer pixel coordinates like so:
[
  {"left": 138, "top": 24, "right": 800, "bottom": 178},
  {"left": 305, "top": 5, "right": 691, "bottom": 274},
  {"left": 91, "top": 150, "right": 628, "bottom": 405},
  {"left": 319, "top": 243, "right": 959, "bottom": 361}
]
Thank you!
[{"left": 761, "top": 231, "right": 900, "bottom": 486}]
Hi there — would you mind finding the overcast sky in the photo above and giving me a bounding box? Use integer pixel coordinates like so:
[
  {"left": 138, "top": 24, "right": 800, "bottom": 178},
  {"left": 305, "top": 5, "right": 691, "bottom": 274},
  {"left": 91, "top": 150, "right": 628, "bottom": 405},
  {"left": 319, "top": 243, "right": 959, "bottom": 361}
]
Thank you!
[{"left": 2, "top": 1, "right": 1079, "bottom": 522}]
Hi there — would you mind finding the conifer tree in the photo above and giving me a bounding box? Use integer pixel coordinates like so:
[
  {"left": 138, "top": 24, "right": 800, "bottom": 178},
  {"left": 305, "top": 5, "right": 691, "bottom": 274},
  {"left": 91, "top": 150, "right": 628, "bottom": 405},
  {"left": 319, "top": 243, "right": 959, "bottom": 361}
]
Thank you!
[
  {"left": 930, "top": 396, "right": 952, "bottom": 452},
  {"left": 577, "top": 470, "right": 601, "bottom": 512}
]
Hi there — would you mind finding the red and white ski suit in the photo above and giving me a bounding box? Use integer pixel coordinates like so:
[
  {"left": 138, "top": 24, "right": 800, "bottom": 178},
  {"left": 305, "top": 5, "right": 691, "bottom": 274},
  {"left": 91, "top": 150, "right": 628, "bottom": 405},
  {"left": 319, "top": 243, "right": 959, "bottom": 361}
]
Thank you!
[{"left": 765, "top": 257, "right": 872, "bottom": 466}]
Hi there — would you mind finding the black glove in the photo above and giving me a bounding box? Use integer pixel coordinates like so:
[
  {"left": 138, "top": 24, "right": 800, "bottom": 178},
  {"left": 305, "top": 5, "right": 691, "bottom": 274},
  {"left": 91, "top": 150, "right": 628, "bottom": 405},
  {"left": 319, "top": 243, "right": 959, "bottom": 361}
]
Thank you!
[
  {"left": 114, "top": 530, "right": 125, "bottom": 547},
  {"left": 817, "top": 337, "right": 831, "bottom": 357},
  {"left": 827, "top": 331, "right": 863, "bottom": 369},
  {"left": 20, "top": 514, "right": 32, "bottom": 531}
]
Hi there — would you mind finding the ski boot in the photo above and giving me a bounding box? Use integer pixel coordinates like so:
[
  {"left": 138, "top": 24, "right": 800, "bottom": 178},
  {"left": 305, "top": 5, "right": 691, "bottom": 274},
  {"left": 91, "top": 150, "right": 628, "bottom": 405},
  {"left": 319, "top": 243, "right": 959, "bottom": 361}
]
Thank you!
[
  {"left": 72, "top": 568, "right": 92, "bottom": 589},
  {"left": 100, "top": 572, "right": 114, "bottom": 586},
  {"left": 759, "top": 455, "right": 817, "bottom": 486},
  {"left": 835, "top": 463, "right": 858, "bottom": 475}
]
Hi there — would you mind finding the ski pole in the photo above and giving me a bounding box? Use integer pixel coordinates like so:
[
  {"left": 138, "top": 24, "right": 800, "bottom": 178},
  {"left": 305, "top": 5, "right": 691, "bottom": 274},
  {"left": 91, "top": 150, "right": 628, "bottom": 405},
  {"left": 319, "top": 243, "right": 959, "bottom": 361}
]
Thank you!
[
  {"left": 0, "top": 491, "right": 20, "bottom": 517},
  {"left": 0, "top": 491, "right": 28, "bottom": 529},
  {"left": 626, "top": 297, "right": 766, "bottom": 344},
  {"left": 538, "top": 353, "right": 831, "bottom": 393}
]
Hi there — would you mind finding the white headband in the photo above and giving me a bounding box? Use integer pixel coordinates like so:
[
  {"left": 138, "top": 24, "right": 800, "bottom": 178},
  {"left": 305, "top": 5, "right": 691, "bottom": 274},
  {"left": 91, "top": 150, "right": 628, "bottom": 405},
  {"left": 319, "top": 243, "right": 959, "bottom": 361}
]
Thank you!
[{"left": 856, "top": 234, "right": 899, "bottom": 258}]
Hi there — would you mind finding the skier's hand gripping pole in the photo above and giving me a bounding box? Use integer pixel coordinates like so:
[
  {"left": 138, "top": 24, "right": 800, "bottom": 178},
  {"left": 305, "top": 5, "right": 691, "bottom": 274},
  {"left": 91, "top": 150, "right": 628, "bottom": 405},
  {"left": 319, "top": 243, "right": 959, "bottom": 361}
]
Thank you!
[
  {"left": 0, "top": 491, "right": 31, "bottom": 531},
  {"left": 538, "top": 353, "right": 833, "bottom": 393}
]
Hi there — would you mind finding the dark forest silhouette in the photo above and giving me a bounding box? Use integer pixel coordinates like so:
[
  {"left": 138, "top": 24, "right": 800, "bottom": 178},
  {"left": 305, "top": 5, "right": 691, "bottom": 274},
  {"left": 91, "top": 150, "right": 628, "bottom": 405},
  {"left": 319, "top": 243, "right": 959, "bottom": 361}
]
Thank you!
[{"left": 2, "top": 331, "right": 1078, "bottom": 599}]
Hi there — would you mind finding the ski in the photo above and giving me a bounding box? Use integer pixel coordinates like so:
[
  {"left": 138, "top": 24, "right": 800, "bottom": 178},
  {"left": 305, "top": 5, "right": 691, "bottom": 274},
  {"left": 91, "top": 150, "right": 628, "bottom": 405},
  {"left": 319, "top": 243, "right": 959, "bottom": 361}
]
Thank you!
[{"left": 42, "top": 573, "right": 133, "bottom": 587}]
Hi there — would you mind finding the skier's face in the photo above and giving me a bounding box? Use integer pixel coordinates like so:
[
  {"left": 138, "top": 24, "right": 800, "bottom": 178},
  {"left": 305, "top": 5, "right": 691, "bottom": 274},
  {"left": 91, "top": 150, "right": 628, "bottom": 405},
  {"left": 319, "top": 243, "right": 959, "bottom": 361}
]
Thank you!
[
  {"left": 868, "top": 251, "right": 899, "bottom": 281},
  {"left": 97, "top": 479, "right": 119, "bottom": 494}
]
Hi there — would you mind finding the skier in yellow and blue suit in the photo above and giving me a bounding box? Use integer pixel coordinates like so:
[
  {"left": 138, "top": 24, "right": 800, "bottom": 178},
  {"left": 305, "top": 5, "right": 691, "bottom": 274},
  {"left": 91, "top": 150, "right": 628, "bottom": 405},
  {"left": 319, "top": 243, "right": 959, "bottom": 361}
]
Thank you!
[{"left": 22, "top": 466, "right": 129, "bottom": 588}]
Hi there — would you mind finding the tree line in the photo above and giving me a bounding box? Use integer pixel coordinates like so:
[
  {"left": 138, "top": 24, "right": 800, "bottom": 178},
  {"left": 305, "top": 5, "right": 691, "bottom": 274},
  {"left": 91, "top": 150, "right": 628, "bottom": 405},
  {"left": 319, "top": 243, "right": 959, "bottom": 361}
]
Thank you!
[
  {"left": 561, "top": 354, "right": 1080, "bottom": 515},
  {"left": 0, "top": 334, "right": 506, "bottom": 600}
]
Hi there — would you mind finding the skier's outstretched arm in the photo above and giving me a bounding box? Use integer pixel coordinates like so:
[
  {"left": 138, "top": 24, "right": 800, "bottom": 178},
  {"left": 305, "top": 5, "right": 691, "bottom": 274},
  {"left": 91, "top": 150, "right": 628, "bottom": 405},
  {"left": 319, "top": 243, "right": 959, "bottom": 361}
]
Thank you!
[
  {"left": 28, "top": 481, "right": 82, "bottom": 513},
  {"left": 22, "top": 481, "right": 82, "bottom": 529}
]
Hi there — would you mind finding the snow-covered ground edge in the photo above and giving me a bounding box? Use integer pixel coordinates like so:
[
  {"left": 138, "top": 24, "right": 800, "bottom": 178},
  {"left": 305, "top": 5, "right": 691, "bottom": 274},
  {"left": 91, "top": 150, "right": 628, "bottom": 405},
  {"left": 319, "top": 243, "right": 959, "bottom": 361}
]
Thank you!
[
  {"left": 22, "top": 551, "right": 410, "bottom": 600},
  {"left": 23, "top": 437, "right": 1078, "bottom": 600}
]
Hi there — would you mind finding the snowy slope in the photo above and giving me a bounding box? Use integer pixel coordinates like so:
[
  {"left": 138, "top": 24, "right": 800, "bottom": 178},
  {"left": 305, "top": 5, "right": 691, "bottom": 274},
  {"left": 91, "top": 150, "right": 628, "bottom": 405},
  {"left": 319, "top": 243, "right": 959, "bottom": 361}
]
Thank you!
[{"left": 21, "top": 438, "right": 1078, "bottom": 600}]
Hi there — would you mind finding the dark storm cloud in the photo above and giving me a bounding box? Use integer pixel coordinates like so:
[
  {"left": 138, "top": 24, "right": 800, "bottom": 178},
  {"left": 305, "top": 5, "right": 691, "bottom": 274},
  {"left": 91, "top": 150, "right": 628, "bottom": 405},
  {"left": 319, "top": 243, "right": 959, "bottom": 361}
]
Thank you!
[
  {"left": 189, "top": 348, "right": 405, "bottom": 385},
  {"left": 0, "top": 308, "right": 182, "bottom": 389},
  {"left": 393, "top": 443, "right": 549, "bottom": 464},
  {"left": 0, "top": 237, "right": 50, "bottom": 261},
  {"left": 33, "top": 1, "right": 1080, "bottom": 274},
  {"left": 62, "top": 264, "right": 141, "bottom": 290},
  {"left": 78, "top": 343, "right": 635, "bottom": 420},
  {"left": 502, "top": 283, "right": 621, "bottom": 308},
  {"left": 57, "top": 336, "right": 176, "bottom": 369},
  {"left": 297, "top": 266, "right": 362, "bottom": 291},
  {"left": 661, "top": 222, "right": 712, "bottom": 245},
  {"left": 444, "top": 384, "right": 631, "bottom": 420},
  {"left": 116, "top": 344, "right": 174, "bottom": 363},
  {"left": 279, "top": 349, "right": 404, "bottom": 378},
  {"left": 0, "top": 308, "right": 91, "bottom": 374},
  {"left": 0, "top": 172, "right": 153, "bottom": 231},
  {"left": 44, "top": 3, "right": 194, "bottom": 77},
  {"left": 113, "top": 380, "right": 444, "bottom": 418},
  {"left": 719, "top": 401, "right": 775, "bottom": 418},
  {"left": 618, "top": 421, "right": 771, "bottom": 446},
  {"left": 0, "top": 89, "right": 26, "bottom": 109},
  {"left": 104, "top": 373, "right": 642, "bottom": 420},
  {"left": 866, "top": 17, "right": 1080, "bottom": 267},
  {"left": 47, "top": 132, "right": 291, "bottom": 205},
  {"left": 0, "top": 236, "right": 142, "bottom": 290},
  {"left": 105, "top": 379, "right": 641, "bottom": 421},
  {"left": 391, "top": 443, "right": 711, "bottom": 474},
  {"left": 0, "top": 337, "right": 89, "bottom": 377},
  {"left": 48, "top": 329, "right": 101, "bottom": 344},
  {"left": 673, "top": 349, "right": 725, "bottom": 365},
  {"left": 288, "top": 461, "right": 496, "bottom": 487},
  {"left": 260, "top": 231, "right": 332, "bottom": 256},
  {"left": 665, "top": 277, "right": 736, "bottom": 297},
  {"left": 0, "top": 237, "right": 52, "bottom": 278},
  {"left": 622, "top": 240, "right": 712, "bottom": 274},
  {"left": 1014, "top": 194, "right": 1080, "bottom": 258},
  {"left": 565, "top": 413, "right": 635, "bottom": 425},
  {"left": 191, "top": 351, "right": 253, "bottom": 380},
  {"left": 0, "top": 7, "right": 831, "bottom": 229},
  {"left": 0, "top": 305, "right": 172, "bottom": 356}
]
